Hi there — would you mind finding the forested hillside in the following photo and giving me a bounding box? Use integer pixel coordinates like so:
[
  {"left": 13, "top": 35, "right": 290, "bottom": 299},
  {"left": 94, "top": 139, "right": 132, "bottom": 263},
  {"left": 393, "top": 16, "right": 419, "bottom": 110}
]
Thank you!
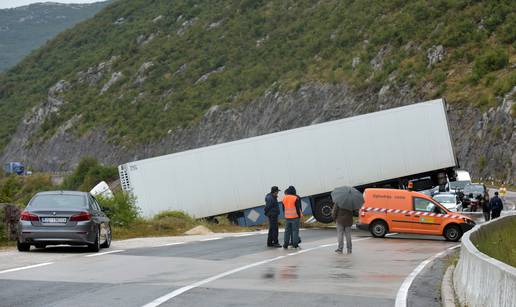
[
  {"left": 0, "top": 0, "right": 514, "bottom": 182},
  {"left": 0, "top": 1, "right": 109, "bottom": 71}
]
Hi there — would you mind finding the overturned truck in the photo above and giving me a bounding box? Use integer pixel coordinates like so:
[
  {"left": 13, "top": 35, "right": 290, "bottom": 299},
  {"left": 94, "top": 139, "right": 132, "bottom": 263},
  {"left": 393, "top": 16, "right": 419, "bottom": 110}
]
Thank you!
[{"left": 119, "top": 99, "right": 457, "bottom": 226}]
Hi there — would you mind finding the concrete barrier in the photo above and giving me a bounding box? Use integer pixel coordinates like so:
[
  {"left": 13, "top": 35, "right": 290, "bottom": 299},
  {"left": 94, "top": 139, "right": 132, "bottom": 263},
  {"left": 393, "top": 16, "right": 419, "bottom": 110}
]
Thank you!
[{"left": 453, "top": 214, "right": 516, "bottom": 307}]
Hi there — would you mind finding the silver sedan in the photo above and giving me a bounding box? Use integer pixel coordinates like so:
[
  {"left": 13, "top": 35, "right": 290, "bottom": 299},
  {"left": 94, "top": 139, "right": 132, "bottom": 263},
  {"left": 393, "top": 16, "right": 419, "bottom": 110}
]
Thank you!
[{"left": 17, "top": 191, "right": 112, "bottom": 252}]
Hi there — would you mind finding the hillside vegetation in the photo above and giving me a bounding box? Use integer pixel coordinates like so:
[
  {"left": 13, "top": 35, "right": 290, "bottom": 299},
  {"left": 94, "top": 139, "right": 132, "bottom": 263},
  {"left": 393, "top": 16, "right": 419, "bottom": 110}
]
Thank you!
[
  {"left": 0, "top": 0, "right": 514, "bottom": 154},
  {"left": 0, "top": 2, "right": 110, "bottom": 71}
]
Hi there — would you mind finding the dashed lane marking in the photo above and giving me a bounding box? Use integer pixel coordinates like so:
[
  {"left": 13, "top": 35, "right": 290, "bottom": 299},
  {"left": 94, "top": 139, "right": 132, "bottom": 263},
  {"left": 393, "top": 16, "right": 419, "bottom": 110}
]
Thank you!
[
  {"left": 155, "top": 242, "right": 186, "bottom": 247},
  {"left": 199, "top": 237, "right": 223, "bottom": 242},
  {"left": 0, "top": 262, "right": 54, "bottom": 274},
  {"left": 84, "top": 250, "right": 125, "bottom": 258}
]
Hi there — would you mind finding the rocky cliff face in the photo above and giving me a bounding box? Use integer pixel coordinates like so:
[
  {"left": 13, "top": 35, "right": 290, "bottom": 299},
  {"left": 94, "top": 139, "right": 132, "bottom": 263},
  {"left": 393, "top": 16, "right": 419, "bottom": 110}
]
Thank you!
[{"left": 2, "top": 82, "right": 514, "bottom": 184}]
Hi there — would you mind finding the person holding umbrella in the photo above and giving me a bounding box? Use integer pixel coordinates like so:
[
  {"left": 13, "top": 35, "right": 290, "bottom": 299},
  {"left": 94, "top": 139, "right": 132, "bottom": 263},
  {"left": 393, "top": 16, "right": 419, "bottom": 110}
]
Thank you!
[{"left": 331, "top": 186, "right": 364, "bottom": 254}]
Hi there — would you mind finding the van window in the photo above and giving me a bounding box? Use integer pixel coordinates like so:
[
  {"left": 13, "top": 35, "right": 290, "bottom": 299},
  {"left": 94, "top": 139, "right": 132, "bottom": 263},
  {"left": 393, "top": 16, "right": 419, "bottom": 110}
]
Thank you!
[{"left": 413, "top": 197, "right": 446, "bottom": 214}]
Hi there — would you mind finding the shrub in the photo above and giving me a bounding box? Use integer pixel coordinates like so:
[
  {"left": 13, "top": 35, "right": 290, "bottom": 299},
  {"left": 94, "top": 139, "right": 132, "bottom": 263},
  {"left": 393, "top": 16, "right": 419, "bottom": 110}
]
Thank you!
[
  {"left": 471, "top": 49, "right": 509, "bottom": 82},
  {"left": 96, "top": 191, "right": 139, "bottom": 227},
  {"left": 153, "top": 210, "right": 194, "bottom": 222},
  {"left": 62, "top": 157, "right": 118, "bottom": 192}
]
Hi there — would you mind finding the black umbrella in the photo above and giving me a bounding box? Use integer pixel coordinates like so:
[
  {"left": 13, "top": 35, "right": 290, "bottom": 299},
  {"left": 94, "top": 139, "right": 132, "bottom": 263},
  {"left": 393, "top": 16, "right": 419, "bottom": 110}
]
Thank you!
[{"left": 331, "top": 186, "right": 364, "bottom": 210}]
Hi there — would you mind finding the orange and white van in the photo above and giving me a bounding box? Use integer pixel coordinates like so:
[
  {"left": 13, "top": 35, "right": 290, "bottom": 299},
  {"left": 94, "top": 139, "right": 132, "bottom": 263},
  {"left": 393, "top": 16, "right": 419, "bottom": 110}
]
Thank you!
[{"left": 358, "top": 188, "right": 476, "bottom": 241}]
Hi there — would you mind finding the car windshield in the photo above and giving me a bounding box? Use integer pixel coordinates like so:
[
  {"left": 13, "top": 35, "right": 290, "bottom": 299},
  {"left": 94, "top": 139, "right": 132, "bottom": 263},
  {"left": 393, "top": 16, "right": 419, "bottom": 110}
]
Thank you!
[
  {"left": 29, "top": 194, "right": 87, "bottom": 210},
  {"left": 464, "top": 185, "right": 484, "bottom": 194},
  {"left": 449, "top": 181, "right": 469, "bottom": 190},
  {"left": 434, "top": 195, "right": 456, "bottom": 204}
]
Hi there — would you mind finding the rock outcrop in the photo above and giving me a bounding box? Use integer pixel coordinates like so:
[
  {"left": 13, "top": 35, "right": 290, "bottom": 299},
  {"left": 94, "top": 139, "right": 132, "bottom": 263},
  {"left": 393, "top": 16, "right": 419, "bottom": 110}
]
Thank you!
[{"left": 2, "top": 82, "right": 514, "bottom": 183}]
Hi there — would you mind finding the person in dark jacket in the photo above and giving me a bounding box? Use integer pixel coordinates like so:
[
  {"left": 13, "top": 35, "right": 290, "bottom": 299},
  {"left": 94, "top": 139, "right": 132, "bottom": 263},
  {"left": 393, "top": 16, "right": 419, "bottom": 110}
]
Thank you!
[
  {"left": 332, "top": 203, "right": 353, "bottom": 254},
  {"left": 482, "top": 195, "right": 491, "bottom": 222},
  {"left": 264, "top": 186, "right": 281, "bottom": 247},
  {"left": 282, "top": 186, "right": 302, "bottom": 249},
  {"left": 490, "top": 192, "right": 504, "bottom": 219}
]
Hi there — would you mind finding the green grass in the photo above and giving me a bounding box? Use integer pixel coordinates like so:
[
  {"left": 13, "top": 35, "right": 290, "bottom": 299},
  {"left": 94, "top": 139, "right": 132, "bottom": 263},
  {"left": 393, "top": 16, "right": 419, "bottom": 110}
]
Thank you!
[
  {"left": 0, "top": 0, "right": 514, "bottom": 152},
  {"left": 474, "top": 217, "right": 516, "bottom": 267}
]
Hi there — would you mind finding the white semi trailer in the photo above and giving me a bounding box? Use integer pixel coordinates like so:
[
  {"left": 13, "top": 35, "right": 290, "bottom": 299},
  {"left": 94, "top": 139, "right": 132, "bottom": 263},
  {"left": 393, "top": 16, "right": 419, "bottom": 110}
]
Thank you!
[{"left": 119, "top": 99, "right": 457, "bottom": 225}]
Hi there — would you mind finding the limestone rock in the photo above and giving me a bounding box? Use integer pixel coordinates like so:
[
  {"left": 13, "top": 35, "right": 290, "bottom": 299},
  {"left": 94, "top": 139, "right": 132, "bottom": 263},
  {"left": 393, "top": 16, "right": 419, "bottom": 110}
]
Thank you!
[{"left": 184, "top": 225, "right": 213, "bottom": 235}]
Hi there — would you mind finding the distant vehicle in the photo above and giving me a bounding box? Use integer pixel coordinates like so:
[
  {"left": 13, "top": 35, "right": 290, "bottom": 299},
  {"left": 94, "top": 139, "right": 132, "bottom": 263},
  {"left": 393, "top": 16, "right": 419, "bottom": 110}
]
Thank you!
[
  {"left": 119, "top": 99, "right": 458, "bottom": 226},
  {"left": 17, "top": 191, "right": 111, "bottom": 252},
  {"left": 463, "top": 183, "right": 489, "bottom": 203},
  {"left": 433, "top": 193, "right": 462, "bottom": 212},
  {"left": 3, "top": 162, "right": 25, "bottom": 175},
  {"left": 448, "top": 170, "right": 472, "bottom": 194},
  {"left": 358, "top": 188, "right": 475, "bottom": 241}
]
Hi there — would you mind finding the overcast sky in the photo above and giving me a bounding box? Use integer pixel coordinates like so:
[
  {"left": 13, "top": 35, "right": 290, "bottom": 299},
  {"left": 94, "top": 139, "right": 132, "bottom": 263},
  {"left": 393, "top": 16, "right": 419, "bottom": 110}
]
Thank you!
[{"left": 0, "top": 1, "right": 104, "bottom": 9}]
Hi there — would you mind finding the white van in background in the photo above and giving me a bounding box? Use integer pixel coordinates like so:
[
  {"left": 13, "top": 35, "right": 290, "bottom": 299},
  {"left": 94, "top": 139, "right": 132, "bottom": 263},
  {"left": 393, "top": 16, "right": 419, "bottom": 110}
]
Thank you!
[{"left": 449, "top": 170, "right": 472, "bottom": 193}]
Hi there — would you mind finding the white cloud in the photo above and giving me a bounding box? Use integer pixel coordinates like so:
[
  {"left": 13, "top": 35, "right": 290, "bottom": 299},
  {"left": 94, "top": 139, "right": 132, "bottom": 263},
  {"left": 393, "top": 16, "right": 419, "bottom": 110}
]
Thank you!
[{"left": 0, "top": 1, "right": 105, "bottom": 9}]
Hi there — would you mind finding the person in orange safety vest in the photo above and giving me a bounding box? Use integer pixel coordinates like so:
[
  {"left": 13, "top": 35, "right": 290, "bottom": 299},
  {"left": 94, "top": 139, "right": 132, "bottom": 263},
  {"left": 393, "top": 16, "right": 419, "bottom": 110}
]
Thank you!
[{"left": 282, "top": 186, "right": 302, "bottom": 249}]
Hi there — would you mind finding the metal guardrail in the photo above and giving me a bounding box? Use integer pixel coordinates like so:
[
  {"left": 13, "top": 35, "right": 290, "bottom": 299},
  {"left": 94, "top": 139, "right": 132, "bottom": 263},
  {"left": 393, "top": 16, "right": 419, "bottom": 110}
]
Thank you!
[{"left": 453, "top": 214, "right": 516, "bottom": 307}]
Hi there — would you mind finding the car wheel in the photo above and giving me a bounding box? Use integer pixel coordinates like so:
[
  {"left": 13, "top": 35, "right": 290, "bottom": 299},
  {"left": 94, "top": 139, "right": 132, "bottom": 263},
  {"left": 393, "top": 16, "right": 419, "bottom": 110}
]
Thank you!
[
  {"left": 444, "top": 225, "right": 462, "bottom": 242},
  {"left": 313, "top": 198, "right": 334, "bottom": 223},
  {"left": 100, "top": 225, "right": 112, "bottom": 248},
  {"left": 17, "top": 241, "right": 30, "bottom": 252},
  {"left": 370, "top": 220, "right": 388, "bottom": 238},
  {"left": 88, "top": 228, "right": 101, "bottom": 252}
]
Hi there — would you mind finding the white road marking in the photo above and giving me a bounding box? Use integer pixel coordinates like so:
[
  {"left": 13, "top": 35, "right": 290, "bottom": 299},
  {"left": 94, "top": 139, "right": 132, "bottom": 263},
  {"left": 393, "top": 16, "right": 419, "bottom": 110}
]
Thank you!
[
  {"left": 386, "top": 233, "right": 400, "bottom": 237},
  {"left": 232, "top": 233, "right": 256, "bottom": 237},
  {"left": 199, "top": 237, "right": 222, "bottom": 242},
  {"left": 0, "top": 262, "right": 54, "bottom": 274},
  {"left": 84, "top": 250, "right": 125, "bottom": 258},
  {"left": 156, "top": 242, "right": 186, "bottom": 247},
  {"left": 141, "top": 237, "right": 371, "bottom": 307},
  {"left": 395, "top": 244, "right": 460, "bottom": 307}
]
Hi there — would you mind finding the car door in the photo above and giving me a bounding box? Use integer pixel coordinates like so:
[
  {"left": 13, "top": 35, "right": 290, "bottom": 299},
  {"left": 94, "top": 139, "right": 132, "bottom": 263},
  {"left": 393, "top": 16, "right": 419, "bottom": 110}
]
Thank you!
[{"left": 412, "top": 197, "right": 444, "bottom": 234}]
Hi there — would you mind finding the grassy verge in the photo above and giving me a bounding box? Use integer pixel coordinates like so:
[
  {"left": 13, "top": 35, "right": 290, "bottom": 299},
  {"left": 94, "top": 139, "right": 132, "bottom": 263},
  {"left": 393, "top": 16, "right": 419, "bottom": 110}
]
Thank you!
[
  {"left": 111, "top": 212, "right": 265, "bottom": 240},
  {"left": 474, "top": 218, "right": 516, "bottom": 267}
]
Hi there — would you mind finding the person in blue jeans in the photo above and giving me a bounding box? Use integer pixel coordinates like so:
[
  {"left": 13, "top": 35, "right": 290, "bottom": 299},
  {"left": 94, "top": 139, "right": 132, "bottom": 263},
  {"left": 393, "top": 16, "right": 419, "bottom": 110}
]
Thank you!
[{"left": 282, "top": 186, "right": 302, "bottom": 249}]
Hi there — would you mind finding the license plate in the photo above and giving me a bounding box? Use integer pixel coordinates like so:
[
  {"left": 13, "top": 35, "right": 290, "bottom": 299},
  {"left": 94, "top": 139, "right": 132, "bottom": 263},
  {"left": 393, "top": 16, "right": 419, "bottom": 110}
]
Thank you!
[{"left": 41, "top": 217, "right": 67, "bottom": 224}]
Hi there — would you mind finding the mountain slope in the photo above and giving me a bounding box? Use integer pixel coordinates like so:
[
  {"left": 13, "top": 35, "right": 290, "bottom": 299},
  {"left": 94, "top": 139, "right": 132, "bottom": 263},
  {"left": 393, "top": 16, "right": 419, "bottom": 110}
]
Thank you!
[
  {"left": 0, "top": 0, "right": 514, "bottom": 182},
  {"left": 0, "top": 1, "right": 110, "bottom": 71}
]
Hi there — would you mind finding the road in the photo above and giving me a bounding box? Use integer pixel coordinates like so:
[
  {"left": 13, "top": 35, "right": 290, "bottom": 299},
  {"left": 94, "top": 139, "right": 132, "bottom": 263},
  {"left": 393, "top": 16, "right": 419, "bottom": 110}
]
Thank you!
[
  {"left": 0, "top": 228, "right": 459, "bottom": 307},
  {"left": 1, "top": 190, "right": 514, "bottom": 307}
]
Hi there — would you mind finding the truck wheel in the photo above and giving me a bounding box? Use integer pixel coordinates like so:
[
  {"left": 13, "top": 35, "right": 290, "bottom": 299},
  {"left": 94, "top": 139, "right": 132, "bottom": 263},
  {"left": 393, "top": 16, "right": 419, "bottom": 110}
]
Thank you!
[
  {"left": 444, "top": 225, "right": 462, "bottom": 242},
  {"left": 370, "top": 220, "right": 388, "bottom": 238},
  {"left": 17, "top": 241, "right": 30, "bottom": 252},
  {"left": 313, "top": 198, "right": 334, "bottom": 223}
]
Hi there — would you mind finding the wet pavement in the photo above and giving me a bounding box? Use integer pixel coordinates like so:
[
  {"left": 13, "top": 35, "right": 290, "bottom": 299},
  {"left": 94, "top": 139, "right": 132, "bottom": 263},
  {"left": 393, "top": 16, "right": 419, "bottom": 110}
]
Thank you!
[{"left": 0, "top": 228, "right": 459, "bottom": 307}]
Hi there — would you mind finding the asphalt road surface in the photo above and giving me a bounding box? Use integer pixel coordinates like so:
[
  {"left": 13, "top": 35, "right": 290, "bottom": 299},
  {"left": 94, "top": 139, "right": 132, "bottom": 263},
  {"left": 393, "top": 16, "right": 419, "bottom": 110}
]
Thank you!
[{"left": 0, "top": 228, "right": 460, "bottom": 307}]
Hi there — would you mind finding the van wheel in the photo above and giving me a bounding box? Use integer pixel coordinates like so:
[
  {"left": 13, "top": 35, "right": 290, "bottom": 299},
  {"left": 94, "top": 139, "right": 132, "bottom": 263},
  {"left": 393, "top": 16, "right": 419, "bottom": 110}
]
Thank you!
[
  {"left": 313, "top": 198, "right": 334, "bottom": 223},
  {"left": 444, "top": 225, "right": 462, "bottom": 242},
  {"left": 370, "top": 220, "right": 388, "bottom": 238}
]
